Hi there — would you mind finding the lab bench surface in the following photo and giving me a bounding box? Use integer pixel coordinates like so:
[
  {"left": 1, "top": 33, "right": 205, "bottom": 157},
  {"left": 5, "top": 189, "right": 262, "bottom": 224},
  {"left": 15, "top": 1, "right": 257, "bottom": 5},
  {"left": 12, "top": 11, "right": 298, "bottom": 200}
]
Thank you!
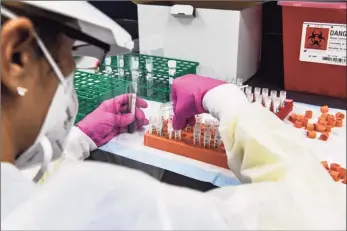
[{"left": 90, "top": 77, "right": 345, "bottom": 192}]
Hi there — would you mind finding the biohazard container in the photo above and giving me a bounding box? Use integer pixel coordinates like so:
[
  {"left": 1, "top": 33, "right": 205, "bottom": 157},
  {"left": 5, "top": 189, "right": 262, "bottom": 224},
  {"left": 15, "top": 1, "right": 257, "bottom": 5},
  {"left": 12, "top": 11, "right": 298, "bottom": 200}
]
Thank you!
[{"left": 279, "top": 1, "right": 346, "bottom": 98}]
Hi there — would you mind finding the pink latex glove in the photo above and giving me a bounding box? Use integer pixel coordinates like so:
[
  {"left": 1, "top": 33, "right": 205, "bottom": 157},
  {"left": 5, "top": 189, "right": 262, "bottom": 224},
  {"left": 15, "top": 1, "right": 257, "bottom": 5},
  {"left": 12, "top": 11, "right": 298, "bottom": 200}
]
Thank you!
[
  {"left": 77, "top": 94, "right": 149, "bottom": 147},
  {"left": 172, "top": 74, "right": 226, "bottom": 130}
]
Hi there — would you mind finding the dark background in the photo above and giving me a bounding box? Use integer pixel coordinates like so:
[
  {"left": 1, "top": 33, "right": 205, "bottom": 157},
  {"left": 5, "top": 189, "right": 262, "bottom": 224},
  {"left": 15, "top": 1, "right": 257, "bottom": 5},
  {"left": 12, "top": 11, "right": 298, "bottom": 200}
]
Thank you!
[
  {"left": 90, "top": 1, "right": 285, "bottom": 87},
  {"left": 88, "top": 1, "right": 346, "bottom": 191}
]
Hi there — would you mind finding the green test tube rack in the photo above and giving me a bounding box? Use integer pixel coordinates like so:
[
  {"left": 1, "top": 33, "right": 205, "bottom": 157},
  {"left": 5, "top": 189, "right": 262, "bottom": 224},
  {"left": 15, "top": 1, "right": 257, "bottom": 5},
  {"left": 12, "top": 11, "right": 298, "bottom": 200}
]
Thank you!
[
  {"left": 101, "top": 53, "right": 199, "bottom": 78},
  {"left": 74, "top": 70, "right": 130, "bottom": 124}
]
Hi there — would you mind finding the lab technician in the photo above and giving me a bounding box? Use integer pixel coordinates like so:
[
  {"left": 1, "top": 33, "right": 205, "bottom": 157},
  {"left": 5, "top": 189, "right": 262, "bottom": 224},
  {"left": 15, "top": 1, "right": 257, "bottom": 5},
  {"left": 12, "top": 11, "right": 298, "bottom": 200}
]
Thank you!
[{"left": 1, "top": 1, "right": 345, "bottom": 230}]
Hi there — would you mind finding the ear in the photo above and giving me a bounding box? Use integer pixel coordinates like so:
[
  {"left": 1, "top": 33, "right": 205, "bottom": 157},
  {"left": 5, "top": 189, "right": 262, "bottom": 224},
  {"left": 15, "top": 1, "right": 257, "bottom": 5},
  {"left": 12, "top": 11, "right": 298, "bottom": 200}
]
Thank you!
[{"left": 1, "top": 17, "right": 35, "bottom": 96}]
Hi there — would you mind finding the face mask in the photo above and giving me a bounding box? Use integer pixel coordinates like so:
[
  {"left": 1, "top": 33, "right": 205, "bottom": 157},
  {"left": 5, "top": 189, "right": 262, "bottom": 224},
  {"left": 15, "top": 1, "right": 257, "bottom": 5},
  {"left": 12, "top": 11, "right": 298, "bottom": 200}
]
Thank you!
[
  {"left": 15, "top": 73, "right": 78, "bottom": 182},
  {"left": 0, "top": 4, "right": 79, "bottom": 181}
]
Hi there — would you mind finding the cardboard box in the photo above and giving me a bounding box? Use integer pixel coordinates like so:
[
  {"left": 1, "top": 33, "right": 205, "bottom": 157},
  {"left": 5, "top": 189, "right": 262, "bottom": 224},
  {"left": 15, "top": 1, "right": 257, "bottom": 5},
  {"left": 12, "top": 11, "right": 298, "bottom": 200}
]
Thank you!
[{"left": 137, "top": 1, "right": 263, "bottom": 83}]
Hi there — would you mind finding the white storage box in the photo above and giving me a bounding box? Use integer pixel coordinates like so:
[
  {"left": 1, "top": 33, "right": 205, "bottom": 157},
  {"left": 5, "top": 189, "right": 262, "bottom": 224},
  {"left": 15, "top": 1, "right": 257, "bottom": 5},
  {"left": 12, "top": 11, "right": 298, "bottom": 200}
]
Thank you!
[{"left": 138, "top": 1, "right": 263, "bottom": 83}]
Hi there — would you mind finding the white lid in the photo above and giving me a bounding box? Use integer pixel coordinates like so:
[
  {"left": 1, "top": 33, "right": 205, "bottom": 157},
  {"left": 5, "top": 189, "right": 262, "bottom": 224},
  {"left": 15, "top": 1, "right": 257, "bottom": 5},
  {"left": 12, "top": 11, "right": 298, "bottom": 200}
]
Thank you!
[
  {"left": 104, "top": 56, "right": 111, "bottom": 65},
  {"left": 168, "top": 60, "right": 176, "bottom": 68}
]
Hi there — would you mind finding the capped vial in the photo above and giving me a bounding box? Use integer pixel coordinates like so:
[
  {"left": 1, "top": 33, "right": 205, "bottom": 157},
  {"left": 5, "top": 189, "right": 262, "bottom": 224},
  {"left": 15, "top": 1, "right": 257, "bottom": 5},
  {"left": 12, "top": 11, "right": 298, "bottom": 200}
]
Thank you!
[
  {"left": 118, "top": 67, "right": 125, "bottom": 78},
  {"left": 195, "top": 114, "right": 203, "bottom": 125},
  {"left": 105, "top": 56, "right": 112, "bottom": 66},
  {"left": 262, "top": 88, "right": 269, "bottom": 97},
  {"left": 264, "top": 97, "right": 271, "bottom": 111},
  {"left": 117, "top": 55, "right": 124, "bottom": 68},
  {"left": 174, "top": 130, "right": 182, "bottom": 140},
  {"left": 155, "top": 119, "right": 163, "bottom": 136},
  {"left": 104, "top": 66, "right": 112, "bottom": 76},
  {"left": 148, "top": 117, "right": 155, "bottom": 134},
  {"left": 213, "top": 121, "right": 222, "bottom": 149},
  {"left": 245, "top": 86, "right": 253, "bottom": 96},
  {"left": 205, "top": 119, "right": 213, "bottom": 130},
  {"left": 193, "top": 124, "right": 201, "bottom": 145},
  {"left": 145, "top": 57, "right": 153, "bottom": 73},
  {"left": 168, "top": 115, "right": 174, "bottom": 139},
  {"left": 247, "top": 93, "right": 254, "bottom": 103},
  {"left": 279, "top": 90, "right": 287, "bottom": 107},
  {"left": 131, "top": 56, "right": 139, "bottom": 70},
  {"left": 255, "top": 94, "right": 262, "bottom": 104},
  {"left": 270, "top": 90, "right": 277, "bottom": 100},
  {"left": 203, "top": 129, "right": 211, "bottom": 148},
  {"left": 254, "top": 87, "right": 261, "bottom": 96},
  {"left": 272, "top": 97, "right": 281, "bottom": 113},
  {"left": 236, "top": 78, "right": 243, "bottom": 87}
]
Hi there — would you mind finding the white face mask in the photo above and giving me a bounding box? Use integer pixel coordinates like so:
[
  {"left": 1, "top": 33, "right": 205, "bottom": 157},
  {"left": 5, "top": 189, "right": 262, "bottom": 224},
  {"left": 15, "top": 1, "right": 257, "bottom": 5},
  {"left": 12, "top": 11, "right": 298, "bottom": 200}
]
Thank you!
[{"left": 14, "top": 73, "right": 78, "bottom": 182}]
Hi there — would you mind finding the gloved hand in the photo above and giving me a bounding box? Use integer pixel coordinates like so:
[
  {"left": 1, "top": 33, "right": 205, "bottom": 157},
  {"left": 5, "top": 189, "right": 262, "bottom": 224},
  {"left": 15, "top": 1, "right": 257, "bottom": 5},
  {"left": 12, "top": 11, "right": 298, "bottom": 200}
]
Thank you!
[
  {"left": 77, "top": 94, "right": 149, "bottom": 147},
  {"left": 172, "top": 74, "right": 226, "bottom": 130}
]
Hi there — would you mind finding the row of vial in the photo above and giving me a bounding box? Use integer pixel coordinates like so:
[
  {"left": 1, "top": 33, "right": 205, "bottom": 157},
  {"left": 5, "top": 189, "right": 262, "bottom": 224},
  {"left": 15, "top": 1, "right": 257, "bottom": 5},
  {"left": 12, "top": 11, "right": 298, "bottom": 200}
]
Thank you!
[
  {"left": 148, "top": 111, "right": 223, "bottom": 150},
  {"left": 243, "top": 86, "right": 287, "bottom": 113},
  {"left": 104, "top": 56, "right": 177, "bottom": 86}
]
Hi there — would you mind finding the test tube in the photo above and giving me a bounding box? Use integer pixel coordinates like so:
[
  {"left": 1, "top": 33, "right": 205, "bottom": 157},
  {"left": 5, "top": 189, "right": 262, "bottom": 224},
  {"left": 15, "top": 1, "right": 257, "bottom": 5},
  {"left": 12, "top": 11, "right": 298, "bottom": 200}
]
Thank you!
[
  {"left": 236, "top": 78, "right": 243, "bottom": 87},
  {"left": 255, "top": 94, "right": 262, "bottom": 104},
  {"left": 168, "top": 115, "right": 173, "bottom": 139},
  {"left": 127, "top": 81, "right": 137, "bottom": 133},
  {"left": 117, "top": 55, "right": 124, "bottom": 68},
  {"left": 146, "top": 57, "right": 153, "bottom": 73},
  {"left": 193, "top": 124, "right": 201, "bottom": 145},
  {"left": 254, "top": 87, "right": 261, "bottom": 96},
  {"left": 247, "top": 93, "right": 254, "bottom": 103},
  {"left": 205, "top": 119, "right": 213, "bottom": 130},
  {"left": 168, "top": 60, "right": 176, "bottom": 100},
  {"left": 146, "top": 72, "right": 154, "bottom": 97},
  {"left": 195, "top": 114, "right": 203, "bottom": 125},
  {"left": 131, "top": 56, "right": 139, "bottom": 70},
  {"left": 270, "top": 90, "right": 277, "bottom": 100},
  {"left": 272, "top": 97, "right": 281, "bottom": 113},
  {"left": 261, "top": 88, "right": 269, "bottom": 98},
  {"left": 156, "top": 119, "right": 163, "bottom": 136},
  {"left": 213, "top": 121, "right": 222, "bottom": 149},
  {"left": 245, "top": 86, "right": 253, "bottom": 97},
  {"left": 174, "top": 130, "right": 182, "bottom": 140},
  {"left": 148, "top": 117, "right": 155, "bottom": 134},
  {"left": 203, "top": 129, "right": 211, "bottom": 148},
  {"left": 105, "top": 56, "right": 111, "bottom": 66},
  {"left": 264, "top": 96, "right": 271, "bottom": 111},
  {"left": 279, "top": 90, "right": 287, "bottom": 107}
]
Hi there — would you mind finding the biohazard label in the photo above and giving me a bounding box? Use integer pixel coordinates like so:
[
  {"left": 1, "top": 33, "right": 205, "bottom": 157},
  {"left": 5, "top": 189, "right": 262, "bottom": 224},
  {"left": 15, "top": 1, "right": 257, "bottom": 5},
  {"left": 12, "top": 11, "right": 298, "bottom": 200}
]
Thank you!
[{"left": 300, "top": 22, "right": 346, "bottom": 66}]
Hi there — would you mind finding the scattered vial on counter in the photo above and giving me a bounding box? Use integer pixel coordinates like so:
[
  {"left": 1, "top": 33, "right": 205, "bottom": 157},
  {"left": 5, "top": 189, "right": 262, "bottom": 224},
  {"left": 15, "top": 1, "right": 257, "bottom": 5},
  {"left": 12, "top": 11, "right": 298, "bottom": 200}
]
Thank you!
[
  {"left": 264, "top": 96, "right": 272, "bottom": 110},
  {"left": 245, "top": 86, "right": 253, "bottom": 97},
  {"left": 247, "top": 93, "right": 254, "bottom": 103},
  {"left": 270, "top": 90, "right": 277, "bottom": 100},
  {"left": 264, "top": 97, "right": 271, "bottom": 110},
  {"left": 262, "top": 88, "right": 269, "bottom": 98},
  {"left": 255, "top": 94, "right": 262, "bottom": 104},
  {"left": 279, "top": 90, "right": 287, "bottom": 107},
  {"left": 254, "top": 87, "right": 261, "bottom": 96},
  {"left": 272, "top": 97, "right": 281, "bottom": 113}
]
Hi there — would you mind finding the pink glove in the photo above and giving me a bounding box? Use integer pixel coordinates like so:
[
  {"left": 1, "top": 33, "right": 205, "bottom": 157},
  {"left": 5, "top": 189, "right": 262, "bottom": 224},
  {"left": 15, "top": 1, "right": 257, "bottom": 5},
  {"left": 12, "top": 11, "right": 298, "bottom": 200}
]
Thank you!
[
  {"left": 77, "top": 94, "right": 149, "bottom": 147},
  {"left": 172, "top": 74, "right": 226, "bottom": 130}
]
